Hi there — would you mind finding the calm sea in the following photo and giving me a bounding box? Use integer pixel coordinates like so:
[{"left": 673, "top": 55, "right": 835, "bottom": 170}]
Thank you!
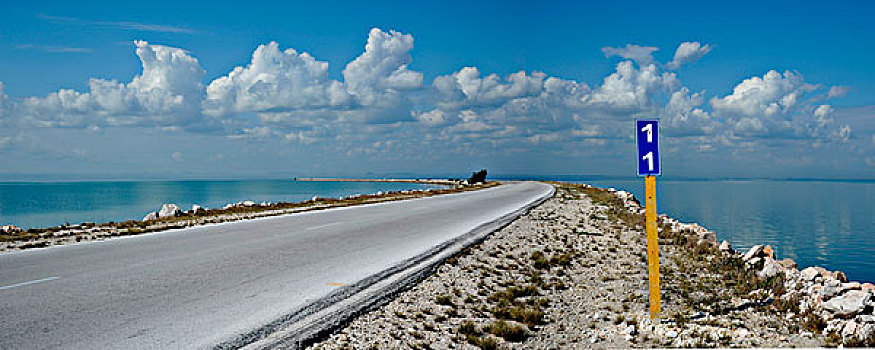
[
  {"left": 570, "top": 178, "right": 874, "bottom": 284},
  {"left": 0, "top": 180, "right": 441, "bottom": 230}
]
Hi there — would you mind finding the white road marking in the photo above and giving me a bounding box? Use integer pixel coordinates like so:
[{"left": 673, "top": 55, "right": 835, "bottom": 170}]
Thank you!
[
  {"left": 0, "top": 276, "right": 60, "bottom": 291},
  {"left": 307, "top": 222, "right": 345, "bottom": 230}
]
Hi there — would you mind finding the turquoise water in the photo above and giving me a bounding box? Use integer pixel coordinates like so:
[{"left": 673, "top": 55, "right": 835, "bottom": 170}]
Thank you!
[
  {"left": 573, "top": 178, "right": 875, "bottom": 284},
  {"left": 0, "top": 180, "right": 441, "bottom": 230}
]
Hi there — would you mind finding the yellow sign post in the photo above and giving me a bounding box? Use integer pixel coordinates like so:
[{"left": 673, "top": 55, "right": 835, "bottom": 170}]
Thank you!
[
  {"left": 644, "top": 175, "right": 660, "bottom": 320},
  {"left": 636, "top": 119, "right": 661, "bottom": 321}
]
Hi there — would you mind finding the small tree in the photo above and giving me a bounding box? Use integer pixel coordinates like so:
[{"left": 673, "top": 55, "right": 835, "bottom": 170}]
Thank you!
[{"left": 468, "top": 169, "right": 487, "bottom": 183}]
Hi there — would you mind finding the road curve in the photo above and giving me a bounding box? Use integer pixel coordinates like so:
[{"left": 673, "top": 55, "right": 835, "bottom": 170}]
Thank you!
[{"left": 0, "top": 181, "right": 553, "bottom": 349}]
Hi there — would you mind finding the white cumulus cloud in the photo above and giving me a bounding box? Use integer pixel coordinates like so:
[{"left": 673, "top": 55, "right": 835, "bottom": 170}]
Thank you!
[
  {"left": 416, "top": 109, "right": 451, "bottom": 126},
  {"left": 204, "top": 41, "right": 349, "bottom": 116},
  {"left": 127, "top": 40, "right": 204, "bottom": 113},
  {"left": 209, "top": 28, "right": 424, "bottom": 129},
  {"left": 602, "top": 44, "right": 658, "bottom": 66},
  {"left": 433, "top": 68, "right": 548, "bottom": 108},
  {"left": 584, "top": 61, "right": 679, "bottom": 109},
  {"left": 710, "top": 70, "right": 849, "bottom": 139},
  {"left": 17, "top": 40, "right": 205, "bottom": 128},
  {"left": 811, "top": 104, "right": 848, "bottom": 141},
  {"left": 423, "top": 66, "right": 600, "bottom": 147},
  {"left": 814, "top": 104, "right": 833, "bottom": 121},
  {"left": 667, "top": 41, "right": 712, "bottom": 69},
  {"left": 663, "top": 86, "right": 716, "bottom": 134},
  {"left": 711, "top": 70, "right": 811, "bottom": 118},
  {"left": 343, "top": 28, "right": 423, "bottom": 106}
]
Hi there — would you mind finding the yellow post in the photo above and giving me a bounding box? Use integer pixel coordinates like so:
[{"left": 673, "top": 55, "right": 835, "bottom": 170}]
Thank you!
[{"left": 644, "top": 175, "right": 661, "bottom": 321}]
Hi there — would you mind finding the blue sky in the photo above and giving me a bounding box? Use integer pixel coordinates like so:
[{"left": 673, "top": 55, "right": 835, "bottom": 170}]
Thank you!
[{"left": 0, "top": 0, "right": 873, "bottom": 179}]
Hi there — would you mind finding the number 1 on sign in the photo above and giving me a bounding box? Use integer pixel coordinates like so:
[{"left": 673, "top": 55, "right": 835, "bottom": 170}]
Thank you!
[
  {"left": 641, "top": 123, "right": 653, "bottom": 143},
  {"left": 642, "top": 152, "right": 654, "bottom": 171}
]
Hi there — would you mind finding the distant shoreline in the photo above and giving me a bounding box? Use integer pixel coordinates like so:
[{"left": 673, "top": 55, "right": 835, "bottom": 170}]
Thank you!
[{"left": 294, "top": 178, "right": 462, "bottom": 186}]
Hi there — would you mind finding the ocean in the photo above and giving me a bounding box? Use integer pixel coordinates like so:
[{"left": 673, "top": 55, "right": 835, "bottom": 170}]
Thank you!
[
  {"left": 0, "top": 180, "right": 441, "bottom": 230},
  {"left": 574, "top": 178, "right": 875, "bottom": 284}
]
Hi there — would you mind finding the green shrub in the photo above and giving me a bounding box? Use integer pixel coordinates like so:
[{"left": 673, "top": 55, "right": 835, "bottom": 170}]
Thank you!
[
  {"left": 531, "top": 251, "right": 550, "bottom": 269},
  {"left": 549, "top": 252, "right": 573, "bottom": 266},
  {"left": 802, "top": 310, "right": 827, "bottom": 333},
  {"left": 471, "top": 336, "right": 498, "bottom": 350},
  {"left": 487, "top": 285, "right": 538, "bottom": 304},
  {"left": 435, "top": 294, "right": 454, "bottom": 306},
  {"left": 484, "top": 320, "right": 528, "bottom": 342},
  {"left": 493, "top": 304, "right": 544, "bottom": 327},
  {"left": 458, "top": 320, "right": 479, "bottom": 336}
]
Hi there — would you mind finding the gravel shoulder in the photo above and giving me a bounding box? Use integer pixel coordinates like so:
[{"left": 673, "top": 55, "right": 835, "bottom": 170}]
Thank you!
[{"left": 309, "top": 182, "right": 874, "bottom": 349}]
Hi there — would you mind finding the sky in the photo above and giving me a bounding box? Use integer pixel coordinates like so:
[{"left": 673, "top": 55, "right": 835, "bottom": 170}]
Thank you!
[{"left": 0, "top": 0, "right": 873, "bottom": 180}]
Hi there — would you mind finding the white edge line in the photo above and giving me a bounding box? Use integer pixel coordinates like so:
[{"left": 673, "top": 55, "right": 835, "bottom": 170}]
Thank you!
[
  {"left": 0, "top": 276, "right": 60, "bottom": 291},
  {"left": 306, "top": 222, "right": 345, "bottom": 231}
]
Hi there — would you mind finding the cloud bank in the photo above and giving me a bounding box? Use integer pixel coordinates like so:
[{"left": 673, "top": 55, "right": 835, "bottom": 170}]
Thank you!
[{"left": 0, "top": 30, "right": 859, "bottom": 166}]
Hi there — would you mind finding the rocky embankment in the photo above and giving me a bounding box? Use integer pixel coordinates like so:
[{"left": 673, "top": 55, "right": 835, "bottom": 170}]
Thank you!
[
  {"left": 0, "top": 182, "right": 494, "bottom": 253},
  {"left": 311, "top": 182, "right": 874, "bottom": 349}
]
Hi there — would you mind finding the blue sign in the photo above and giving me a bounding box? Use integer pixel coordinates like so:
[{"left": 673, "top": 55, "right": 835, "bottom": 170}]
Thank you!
[{"left": 636, "top": 119, "right": 660, "bottom": 176}]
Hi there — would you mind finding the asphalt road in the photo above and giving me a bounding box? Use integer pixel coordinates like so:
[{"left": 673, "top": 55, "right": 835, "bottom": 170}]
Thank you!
[{"left": 0, "top": 181, "right": 553, "bottom": 349}]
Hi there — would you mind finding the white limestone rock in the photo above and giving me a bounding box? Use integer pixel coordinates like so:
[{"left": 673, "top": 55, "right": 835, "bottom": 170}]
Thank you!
[
  {"left": 742, "top": 245, "right": 764, "bottom": 261},
  {"left": 759, "top": 257, "right": 782, "bottom": 278},
  {"left": 843, "top": 282, "right": 862, "bottom": 292},
  {"left": 800, "top": 267, "right": 821, "bottom": 281},
  {"left": 841, "top": 321, "right": 860, "bottom": 341},
  {"left": 823, "top": 290, "right": 872, "bottom": 317},
  {"left": 0, "top": 225, "right": 22, "bottom": 233},
  {"left": 746, "top": 257, "right": 762, "bottom": 267},
  {"left": 158, "top": 204, "right": 181, "bottom": 218},
  {"left": 719, "top": 240, "right": 732, "bottom": 253},
  {"left": 778, "top": 258, "right": 798, "bottom": 270},
  {"left": 820, "top": 285, "right": 842, "bottom": 300}
]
